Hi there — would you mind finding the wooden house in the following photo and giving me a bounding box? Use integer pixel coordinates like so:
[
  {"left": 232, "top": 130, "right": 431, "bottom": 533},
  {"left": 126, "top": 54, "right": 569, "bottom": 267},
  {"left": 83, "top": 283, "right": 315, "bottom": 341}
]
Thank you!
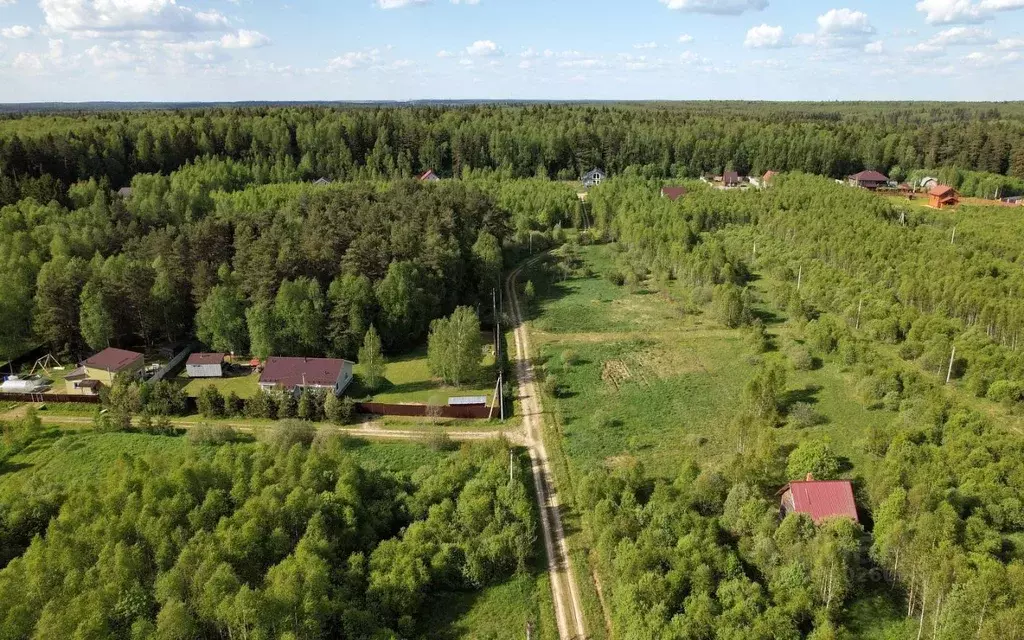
[{"left": 928, "top": 185, "right": 959, "bottom": 209}]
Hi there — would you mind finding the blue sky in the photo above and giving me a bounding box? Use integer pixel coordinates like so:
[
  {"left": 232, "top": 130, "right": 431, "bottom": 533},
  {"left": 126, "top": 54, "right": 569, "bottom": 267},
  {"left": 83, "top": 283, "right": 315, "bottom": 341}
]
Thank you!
[{"left": 1, "top": 0, "right": 1023, "bottom": 102}]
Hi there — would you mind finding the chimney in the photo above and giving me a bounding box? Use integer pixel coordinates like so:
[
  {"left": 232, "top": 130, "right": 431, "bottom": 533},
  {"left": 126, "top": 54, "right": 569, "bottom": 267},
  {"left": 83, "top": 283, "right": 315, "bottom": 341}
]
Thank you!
[{"left": 805, "top": 473, "right": 814, "bottom": 482}]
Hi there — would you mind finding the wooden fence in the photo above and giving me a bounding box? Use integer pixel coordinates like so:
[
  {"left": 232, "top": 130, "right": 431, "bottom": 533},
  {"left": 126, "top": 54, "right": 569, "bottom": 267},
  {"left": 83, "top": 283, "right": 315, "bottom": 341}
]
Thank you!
[{"left": 356, "top": 402, "right": 493, "bottom": 420}]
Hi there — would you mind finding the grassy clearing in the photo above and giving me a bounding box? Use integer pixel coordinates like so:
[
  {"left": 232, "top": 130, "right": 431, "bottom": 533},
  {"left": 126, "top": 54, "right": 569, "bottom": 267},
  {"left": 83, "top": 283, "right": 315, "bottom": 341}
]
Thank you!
[
  {"left": 356, "top": 343, "right": 497, "bottom": 405},
  {"left": 523, "top": 243, "right": 905, "bottom": 637},
  {"left": 181, "top": 370, "right": 261, "bottom": 398}
]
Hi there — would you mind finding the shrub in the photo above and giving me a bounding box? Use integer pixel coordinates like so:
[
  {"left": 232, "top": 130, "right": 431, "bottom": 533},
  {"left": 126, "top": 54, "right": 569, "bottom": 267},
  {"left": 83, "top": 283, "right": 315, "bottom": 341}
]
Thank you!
[
  {"left": 277, "top": 392, "right": 298, "bottom": 419},
  {"left": 561, "top": 350, "right": 578, "bottom": 367},
  {"left": 786, "top": 440, "right": 840, "bottom": 480},
  {"left": 197, "top": 385, "right": 225, "bottom": 418},
  {"left": 245, "top": 390, "right": 277, "bottom": 419},
  {"left": 788, "top": 346, "right": 815, "bottom": 371},
  {"left": 187, "top": 422, "right": 236, "bottom": 446},
  {"left": 788, "top": 403, "right": 826, "bottom": 429},
  {"left": 987, "top": 380, "right": 1024, "bottom": 405},
  {"left": 425, "top": 430, "right": 457, "bottom": 452},
  {"left": 263, "top": 419, "right": 316, "bottom": 448},
  {"left": 225, "top": 391, "right": 244, "bottom": 417}
]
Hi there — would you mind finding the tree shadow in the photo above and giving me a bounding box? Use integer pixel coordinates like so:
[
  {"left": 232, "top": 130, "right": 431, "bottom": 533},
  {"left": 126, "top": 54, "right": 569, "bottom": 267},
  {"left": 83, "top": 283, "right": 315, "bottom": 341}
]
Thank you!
[{"left": 782, "top": 384, "right": 822, "bottom": 408}]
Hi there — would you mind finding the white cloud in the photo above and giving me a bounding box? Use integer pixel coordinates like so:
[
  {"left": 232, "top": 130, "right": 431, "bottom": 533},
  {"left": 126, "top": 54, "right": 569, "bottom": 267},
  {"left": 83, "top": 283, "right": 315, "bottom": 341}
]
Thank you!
[
  {"left": 466, "top": 39, "right": 502, "bottom": 56},
  {"left": 796, "top": 8, "right": 875, "bottom": 48},
  {"left": 678, "top": 34, "right": 694, "bottom": 43},
  {"left": 994, "top": 37, "right": 1024, "bottom": 49},
  {"left": 1, "top": 25, "right": 32, "bottom": 38},
  {"left": 437, "top": 49, "right": 455, "bottom": 58},
  {"left": 744, "top": 23, "right": 785, "bottom": 48},
  {"left": 916, "top": 0, "right": 1024, "bottom": 24},
  {"left": 325, "top": 49, "right": 381, "bottom": 71},
  {"left": 450, "top": 0, "right": 480, "bottom": 4},
  {"left": 39, "top": 0, "right": 229, "bottom": 36},
  {"left": 633, "top": 41, "right": 658, "bottom": 49},
  {"left": 817, "top": 8, "right": 874, "bottom": 34},
  {"left": 907, "top": 26, "right": 993, "bottom": 52},
  {"left": 660, "top": 0, "right": 767, "bottom": 15},
  {"left": 376, "top": 0, "right": 429, "bottom": 7},
  {"left": 865, "top": 40, "right": 884, "bottom": 53},
  {"left": 219, "top": 29, "right": 270, "bottom": 49}
]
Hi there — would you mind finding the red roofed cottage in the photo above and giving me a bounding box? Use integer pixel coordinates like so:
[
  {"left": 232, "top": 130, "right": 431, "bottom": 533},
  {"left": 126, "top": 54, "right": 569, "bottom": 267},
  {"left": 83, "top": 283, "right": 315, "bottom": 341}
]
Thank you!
[
  {"left": 848, "top": 170, "right": 889, "bottom": 190},
  {"left": 780, "top": 474, "right": 859, "bottom": 524},
  {"left": 259, "top": 357, "right": 354, "bottom": 396}
]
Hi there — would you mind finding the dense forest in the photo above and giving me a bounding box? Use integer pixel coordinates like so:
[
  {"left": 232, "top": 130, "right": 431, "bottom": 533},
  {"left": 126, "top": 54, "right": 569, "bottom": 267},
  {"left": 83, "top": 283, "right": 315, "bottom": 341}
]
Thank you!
[
  {"left": 3, "top": 103, "right": 1024, "bottom": 638},
  {"left": 0, "top": 436, "right": 535, "bottom": 639}
]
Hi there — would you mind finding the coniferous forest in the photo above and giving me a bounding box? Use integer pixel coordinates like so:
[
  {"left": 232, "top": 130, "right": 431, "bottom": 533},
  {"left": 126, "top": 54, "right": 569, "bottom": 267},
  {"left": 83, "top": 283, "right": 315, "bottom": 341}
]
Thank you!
[{"left": 2, "top": 102, "right": 1024, "bottom": 639}]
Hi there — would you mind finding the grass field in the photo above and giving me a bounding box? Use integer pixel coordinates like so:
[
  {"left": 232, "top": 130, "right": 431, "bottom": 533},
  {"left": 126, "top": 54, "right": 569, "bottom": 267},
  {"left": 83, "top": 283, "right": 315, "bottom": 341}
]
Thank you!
[
  {"left": 526, "top": 244, "right": 888, "bottom": 477},
  {"left": 356, "top": 343, "right": 497, "bottom": 405},
  {"left": 181, "top": 370, "right": 261, "bottom": 398},
  {"left": 523, "top": 243, "right": 904, "bottom": 637}
]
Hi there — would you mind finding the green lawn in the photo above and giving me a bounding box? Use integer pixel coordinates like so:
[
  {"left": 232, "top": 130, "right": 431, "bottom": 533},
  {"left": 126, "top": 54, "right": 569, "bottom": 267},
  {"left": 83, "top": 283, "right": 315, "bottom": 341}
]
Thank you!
[
  {"left": 182, "top": 371, "right": 261, "bottom": 398},
  {"left": 356, "top": 344, "right": 497, "bottom": 406}
]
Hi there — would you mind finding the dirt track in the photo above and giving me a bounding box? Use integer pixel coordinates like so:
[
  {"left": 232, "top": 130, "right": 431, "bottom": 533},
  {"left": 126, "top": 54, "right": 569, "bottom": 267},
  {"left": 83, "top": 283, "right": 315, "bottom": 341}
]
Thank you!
[{"left": 507, "top": 255, "right": 588, "bottom": 640}]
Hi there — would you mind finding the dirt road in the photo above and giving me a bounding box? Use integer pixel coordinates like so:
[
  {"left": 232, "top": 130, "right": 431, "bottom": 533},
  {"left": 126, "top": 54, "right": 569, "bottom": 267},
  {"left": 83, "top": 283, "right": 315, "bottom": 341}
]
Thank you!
[
  {"left": 507, "top": 256, "right": 588, "bottom": 640},
  {"left": 17, "top": 412, "right": 515, "bottom": 443}
]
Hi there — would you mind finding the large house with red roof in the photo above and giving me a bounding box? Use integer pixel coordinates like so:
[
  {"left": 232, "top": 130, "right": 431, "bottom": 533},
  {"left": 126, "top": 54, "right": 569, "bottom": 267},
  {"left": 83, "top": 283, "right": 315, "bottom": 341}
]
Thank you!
[
  {"left": 848, "top": 170, "right": 889, "bottom": 190},
  {"left": 779, "top": 474, "right": 859, "bottom": 524},
  {"left": 258, "top": 357, "right": 354, "bottom": 396}
]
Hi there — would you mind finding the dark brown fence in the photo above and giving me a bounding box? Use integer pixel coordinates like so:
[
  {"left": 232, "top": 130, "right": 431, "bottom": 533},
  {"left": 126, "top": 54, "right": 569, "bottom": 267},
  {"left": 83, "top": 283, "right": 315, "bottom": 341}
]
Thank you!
[
  {"left": 0, "top": 392, "right": 101, "bottom": 404},
  {"left": 356, "top": 402, "right": 493, "bottom": 420}
]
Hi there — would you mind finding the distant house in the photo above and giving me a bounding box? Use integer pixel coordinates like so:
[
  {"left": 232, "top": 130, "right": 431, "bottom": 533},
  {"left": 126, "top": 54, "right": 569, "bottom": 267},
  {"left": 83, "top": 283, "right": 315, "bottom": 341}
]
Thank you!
[
  {"left": 1000, "top": 195, "right": 1024, "bottom": 206},
  {"left": 418, "top": 169, "right": 441, "bottom": 182},
  {"left": 762, "top": 170, "right": 778, "bottom": 185},
  {"left": 929, "top": 185, "right": 959, "bottom": 209},
  {"left": 780, "top": 474, "right": 859, "bottom": 524},
  {"left": 581, "top": 168, "right": 606, "bottom": 188},
  {"left": 722, "top": 171, "right": 741, "bottom": 187},
  {"left": 848, "top": 170, "right": 889, "bottom": 190},
  {"left": 313, "top": 177, "right": 332, "bottom": 186},
  {"left": 82, "top": 348, "right": 145, "bottom": 386},
  {"left": 258, "top": 357, "right": 354, "bottom": 396},
  {"left": 920, "top": 176, "right": 939, "bottom": 190},
  {"left": 117, "top": 187, "right": 133, "bottom": 198},
  {"left": 186, "top": 353, "right": 225, "bottom": 378},
  {"left": 660, "top": 186, "right": 688, "bottom": 201},
  {"left": 64, "top": 368, "right": 103, "bottom": 396}
]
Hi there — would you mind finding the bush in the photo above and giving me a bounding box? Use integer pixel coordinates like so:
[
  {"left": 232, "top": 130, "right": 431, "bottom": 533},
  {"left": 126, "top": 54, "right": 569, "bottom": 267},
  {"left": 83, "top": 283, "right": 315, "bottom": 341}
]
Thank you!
[
  {"left": 297, "top": 389, "right": 324, "bottom": 422},
  {"left": 225, "top": 391, "right": 244, "bottom": 417},
  {"left": 561, "top": 350, "right": 578, "bottom": 367},
  {"left": 787, "top": 403, "right": 826, "bottom": 429},
  {"left": 245, "top": 390, "right": 277, "bottom": 419},
  {"left": 197, "top": 385, "right": 225, "bottom": 418},
  {"left": 543, "top": 374, "right": 560, "bottom": 398},
  {"left": 187, "top": 422, "right": 236, "bottom": 446},
  {"left": 277, "top": 392, "right": 298, "bottom": 419},
  {"left": 263, "top": 419, "right": 316, "bottom": 448},
  {"left": 425, "top": 430, "right": 457, "bottom": 452},
  {"left": 324, "top": 393, "right": 356, "bottom": 425},
  {"left": 987, "top": 380, "right": 1024, "bottom": 405},
  {"left": 788, "top": 346, "right": 815, "bottom": 371},
  {"left": 786, "top": 439, "right": 840, "bottom": 480}
]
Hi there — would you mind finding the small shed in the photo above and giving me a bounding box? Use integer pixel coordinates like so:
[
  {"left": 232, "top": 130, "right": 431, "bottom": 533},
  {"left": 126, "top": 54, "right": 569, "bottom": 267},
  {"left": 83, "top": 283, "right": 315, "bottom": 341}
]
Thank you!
[
  {"left": 929, "top": 185, "right": 959, "bottom": 209},
  {"left": 581, "top": 168, "right": 606, "bottom": 188},
  {"left": 448, "top": 396, "right": 488, "bottom": 407},
  {"left": 186, "top": 353, "right": 225, "bottom": 378},
  {"left": 779, "top": 474, "right": 859, "bottom": 524},
  {"left": 722, "top": 171, "right": 741, "bottom": 187},
  {"left": 660, "top": 186, "right": 688, "bottom": 201},
  {"left": 418, "top": 169, "right": 441, "bottom": 182},
  {"left": 762, "top": 170, "right": 778, "bottom": 185},
  {"left": 920, "top": 176, "right": 939, "bottom": 190},
  {"left": 117, "top": 187, "right": 133, "bottom": 198},
  {"left": 313, "top": 177, "right": 332, "bottom": 186}
]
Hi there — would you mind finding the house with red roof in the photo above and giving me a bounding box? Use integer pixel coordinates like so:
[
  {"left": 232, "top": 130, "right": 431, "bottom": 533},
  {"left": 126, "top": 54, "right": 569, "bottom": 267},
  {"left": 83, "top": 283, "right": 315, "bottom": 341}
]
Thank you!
[
  {"left": 258, "top": 357, "right": 354, "bottom": 396},
  {"left": 81, "top": 348, "right": 145, "bottom": 386},
  {"left": 186, "top": 353, "right": 225, "bottom": 378},
  {"left": 848, "top": 170, "right": 889, "bottom": 190},
  {"left": 779, "top": 474, "right": 859, "bottom": 524},
  {"left": 418, "top": 169, "right": 440, "bottom": 182},
  {"left": 928, "top": 185, "right": 959, "bottom": 209},
  {"left": 661, "top": 186, "right": 688, "bottom": 201}
]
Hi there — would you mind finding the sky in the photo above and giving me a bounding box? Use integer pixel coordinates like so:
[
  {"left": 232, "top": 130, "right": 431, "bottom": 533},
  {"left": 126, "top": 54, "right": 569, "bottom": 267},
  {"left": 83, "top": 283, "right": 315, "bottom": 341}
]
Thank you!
[{"left": 0, "top": 0, "right": 1023, "bottom": 102}]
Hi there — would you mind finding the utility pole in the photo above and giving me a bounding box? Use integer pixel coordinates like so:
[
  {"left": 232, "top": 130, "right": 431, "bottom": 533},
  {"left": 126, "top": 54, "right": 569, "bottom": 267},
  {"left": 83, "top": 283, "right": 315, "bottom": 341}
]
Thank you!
[
  {"left": 526, "top": 622, "right": 535, "bottom": 640},
  {"left": 856, "top": 298, "right": 863, "bottom": 330},
  {"left": 946, "top": 346, "right": 956, "bottom": 384},
  {"left": 509, "top": 448, "right": 514, "bottom": 484},
  {"left": 797, "top": 265, "right": 803, "bottom": 292},
  {"left": 752, "top": 242, "right": 757, "bottom": 263},
  {"left": 950, "top": 226, "right": 957, "bottom": 245}
]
